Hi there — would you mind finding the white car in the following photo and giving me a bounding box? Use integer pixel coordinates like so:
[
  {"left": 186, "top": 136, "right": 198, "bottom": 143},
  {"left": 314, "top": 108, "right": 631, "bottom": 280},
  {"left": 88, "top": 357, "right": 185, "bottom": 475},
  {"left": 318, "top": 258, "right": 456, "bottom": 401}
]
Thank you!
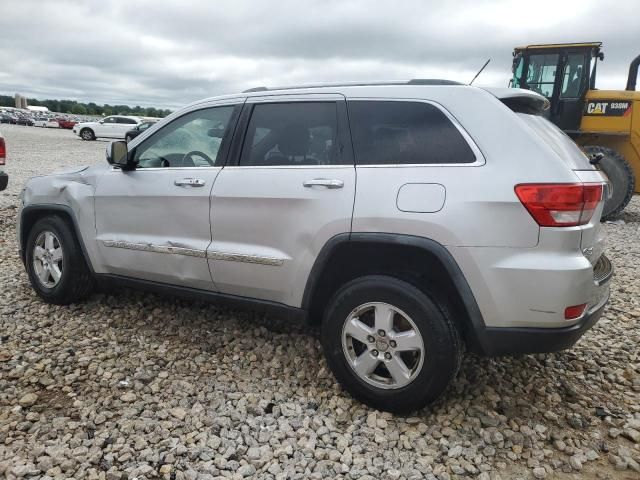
[
  {"left": 73, "top": 115, "right": 141, "bottom": 141},
  {"left": 33, "top": 118, "right": 59, "bottom": 128}
]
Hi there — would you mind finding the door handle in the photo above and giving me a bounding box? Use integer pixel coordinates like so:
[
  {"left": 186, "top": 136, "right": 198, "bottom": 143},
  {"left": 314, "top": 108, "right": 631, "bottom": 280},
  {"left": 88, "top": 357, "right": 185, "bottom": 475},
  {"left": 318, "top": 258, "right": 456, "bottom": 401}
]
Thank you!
[
  {"left": 303, "top": 178, "right": 344, "bottom": 189},
  {"left": 174, "top": 178, "right": 206, "bottom": 187}
]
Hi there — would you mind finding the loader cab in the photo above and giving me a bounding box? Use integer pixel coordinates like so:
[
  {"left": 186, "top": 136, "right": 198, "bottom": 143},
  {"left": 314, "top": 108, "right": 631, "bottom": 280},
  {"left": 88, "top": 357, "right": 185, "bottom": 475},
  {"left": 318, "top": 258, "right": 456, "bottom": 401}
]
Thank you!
[{"left": 511, "top": 43, "right": 603, "bottom": 132}]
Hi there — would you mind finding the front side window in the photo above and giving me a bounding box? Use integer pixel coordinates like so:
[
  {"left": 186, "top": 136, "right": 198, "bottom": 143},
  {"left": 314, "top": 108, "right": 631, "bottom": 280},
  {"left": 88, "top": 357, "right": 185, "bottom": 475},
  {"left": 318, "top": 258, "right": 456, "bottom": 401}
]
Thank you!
[
  {"left": 239, "top": 102, "right": 340, "bottom": 166},
  {"left": 561, "top": 53, "right": 586, "bottom": 98},
  {"left": 525, "top": 54, "right": 559, "bottom": 98},
  {"left": 511, "top": 55, "right": 524, "bottom": 88},
  {"left": 133, "top": 106, "right": 235, "bottom": 168},
  {"left": 347, "top": 101, "right": 476, "bottom": 165}
]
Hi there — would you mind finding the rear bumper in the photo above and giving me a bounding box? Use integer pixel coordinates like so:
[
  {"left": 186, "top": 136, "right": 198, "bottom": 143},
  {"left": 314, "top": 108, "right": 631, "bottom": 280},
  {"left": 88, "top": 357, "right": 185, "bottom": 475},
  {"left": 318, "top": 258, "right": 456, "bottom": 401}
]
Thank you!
[
  {"left": 0, "top": 171, "right": 7, "bottom": 191},
  {"left": 477, "top": 293, "right": 609, "bottom": 355}
]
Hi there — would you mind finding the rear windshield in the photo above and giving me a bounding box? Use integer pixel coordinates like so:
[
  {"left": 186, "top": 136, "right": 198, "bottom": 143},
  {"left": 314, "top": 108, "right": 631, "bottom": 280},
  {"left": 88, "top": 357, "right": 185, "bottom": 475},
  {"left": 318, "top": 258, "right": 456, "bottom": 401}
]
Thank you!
[{"left": 517, "top": 113, "right": 594, "bottom": 170}]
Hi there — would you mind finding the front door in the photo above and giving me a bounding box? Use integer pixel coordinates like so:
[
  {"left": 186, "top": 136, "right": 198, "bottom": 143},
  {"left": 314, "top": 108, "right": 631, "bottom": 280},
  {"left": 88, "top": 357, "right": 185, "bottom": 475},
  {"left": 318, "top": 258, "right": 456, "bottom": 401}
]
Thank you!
[
  {"left": 553, "top": 51, "right": 589, "bottom": 131},
  {"left": 521, "top": 50, "right": 590, "bottom": 132},
  {"left": 94, "top": 102, "right": 241, "bottom": 290},
  {"left": 209, "top": 95, "right": 355, "bottom": 306},
  {"left": 95, "top": 116, "right": 118, "bottom": 137}
]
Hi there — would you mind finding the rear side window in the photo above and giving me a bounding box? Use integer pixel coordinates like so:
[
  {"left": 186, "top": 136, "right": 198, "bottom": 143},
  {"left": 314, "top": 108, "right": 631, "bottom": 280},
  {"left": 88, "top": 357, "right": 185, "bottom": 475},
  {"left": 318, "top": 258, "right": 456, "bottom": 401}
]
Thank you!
[
  {"left": 239, "top": 102, "right": 340, "bottom": 166},
  {"left": 347, "top": 101, "right": 476, "bottom": 165},
  {"left": 117, "top": 117, "right": 138, "bottom": 124}
]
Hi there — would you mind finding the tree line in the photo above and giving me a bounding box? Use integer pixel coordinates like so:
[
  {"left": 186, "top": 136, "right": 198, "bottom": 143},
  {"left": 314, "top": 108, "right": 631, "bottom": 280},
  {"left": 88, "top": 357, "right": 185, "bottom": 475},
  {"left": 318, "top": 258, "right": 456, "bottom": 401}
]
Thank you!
[{"left": 0, "top": 94, "right": 172, "bottom": 118}]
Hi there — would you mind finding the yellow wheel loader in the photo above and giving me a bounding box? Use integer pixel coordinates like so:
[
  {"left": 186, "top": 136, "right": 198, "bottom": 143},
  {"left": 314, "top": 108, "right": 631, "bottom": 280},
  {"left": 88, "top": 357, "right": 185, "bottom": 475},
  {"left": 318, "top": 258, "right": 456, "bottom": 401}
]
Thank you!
[{"left": 510, "top": 42, "right": 639, "bottom": 219}]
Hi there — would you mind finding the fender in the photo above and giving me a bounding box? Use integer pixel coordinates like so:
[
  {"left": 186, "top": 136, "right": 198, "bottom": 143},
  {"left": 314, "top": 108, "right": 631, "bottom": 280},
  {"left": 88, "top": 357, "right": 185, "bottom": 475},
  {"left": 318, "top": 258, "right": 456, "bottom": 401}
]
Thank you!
[
  {"left": 19, "top": 203, "right": 95, "bottom": 273},
  {"left": 302, "top": 232, "right": 489, "bottom": 353}
]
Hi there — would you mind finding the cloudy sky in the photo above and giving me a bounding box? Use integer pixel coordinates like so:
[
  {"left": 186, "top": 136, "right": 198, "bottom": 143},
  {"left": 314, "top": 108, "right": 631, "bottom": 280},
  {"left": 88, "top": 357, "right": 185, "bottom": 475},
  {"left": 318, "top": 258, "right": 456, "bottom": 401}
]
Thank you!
[{"left": 1, "top": 0, "right": 638, "bottom": 109}]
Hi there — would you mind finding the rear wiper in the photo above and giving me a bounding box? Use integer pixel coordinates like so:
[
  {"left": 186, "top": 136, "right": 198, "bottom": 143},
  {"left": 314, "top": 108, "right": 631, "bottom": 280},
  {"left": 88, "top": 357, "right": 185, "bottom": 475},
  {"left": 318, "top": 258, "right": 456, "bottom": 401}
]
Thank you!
[{"left": 589, "top": 152, "right": 604, "bottom": 165}]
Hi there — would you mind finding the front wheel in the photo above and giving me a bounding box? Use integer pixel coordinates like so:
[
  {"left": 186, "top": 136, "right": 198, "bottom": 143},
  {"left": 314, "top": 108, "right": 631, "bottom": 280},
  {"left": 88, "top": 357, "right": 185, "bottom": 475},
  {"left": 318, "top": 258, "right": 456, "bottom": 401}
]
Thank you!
[
  {"left": 321, "top": 275, "right": 462, "bottom": 413},
  {"left": 25, "top": 216, "right": 94, "bottom": 305},
  {"left": 80, "top": 128, "right": 95, "bottom": 141}
]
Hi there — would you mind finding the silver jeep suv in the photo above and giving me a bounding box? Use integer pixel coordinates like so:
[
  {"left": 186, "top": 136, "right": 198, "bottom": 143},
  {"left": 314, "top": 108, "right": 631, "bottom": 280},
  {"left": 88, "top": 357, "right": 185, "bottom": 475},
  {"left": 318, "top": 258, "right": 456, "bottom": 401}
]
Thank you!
[{"left": 18, "top": 80, "right": 612, "bottom": 412}]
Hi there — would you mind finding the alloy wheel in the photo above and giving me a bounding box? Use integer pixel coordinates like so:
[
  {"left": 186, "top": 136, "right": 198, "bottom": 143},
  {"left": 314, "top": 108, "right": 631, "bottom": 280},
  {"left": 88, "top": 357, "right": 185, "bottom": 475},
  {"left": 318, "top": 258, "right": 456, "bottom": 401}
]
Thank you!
[
  {"left": 341, "top": 302, "right": 425, "bottom": 389},
  {"left": 32, "top": 231, "right": 64, "bottom": 288}
]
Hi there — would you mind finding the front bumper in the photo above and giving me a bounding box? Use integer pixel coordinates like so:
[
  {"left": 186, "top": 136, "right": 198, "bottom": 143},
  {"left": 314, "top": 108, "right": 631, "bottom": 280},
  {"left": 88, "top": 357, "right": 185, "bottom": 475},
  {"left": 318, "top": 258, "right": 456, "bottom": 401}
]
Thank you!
[{"left": 0, "top": 171, "right": 7, "bottom": 191}]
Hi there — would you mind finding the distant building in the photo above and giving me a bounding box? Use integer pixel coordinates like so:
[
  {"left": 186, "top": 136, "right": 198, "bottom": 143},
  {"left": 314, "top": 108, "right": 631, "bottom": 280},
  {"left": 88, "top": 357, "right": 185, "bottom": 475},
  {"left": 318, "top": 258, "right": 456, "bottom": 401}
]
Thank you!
[
  {"left": 27, "top": 105, "right": 49, "bottom": 113},
  {"left": 14, "top": 93, "right": 27, "bottom": 109}
]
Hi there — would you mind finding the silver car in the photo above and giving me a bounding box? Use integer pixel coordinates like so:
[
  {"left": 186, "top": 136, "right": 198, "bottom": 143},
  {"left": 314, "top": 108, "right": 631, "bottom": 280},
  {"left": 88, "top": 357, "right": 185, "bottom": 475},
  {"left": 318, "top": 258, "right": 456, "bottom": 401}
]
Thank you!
[{"left": 18, "top": 80, "right": 612, "bottom": 412}]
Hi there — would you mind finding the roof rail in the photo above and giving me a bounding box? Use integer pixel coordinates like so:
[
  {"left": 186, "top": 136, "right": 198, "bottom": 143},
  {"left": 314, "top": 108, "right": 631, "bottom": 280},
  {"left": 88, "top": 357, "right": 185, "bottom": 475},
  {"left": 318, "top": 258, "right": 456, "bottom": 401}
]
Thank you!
[{"left": 242, "top": 79, "right": 462, "bottom": 93}]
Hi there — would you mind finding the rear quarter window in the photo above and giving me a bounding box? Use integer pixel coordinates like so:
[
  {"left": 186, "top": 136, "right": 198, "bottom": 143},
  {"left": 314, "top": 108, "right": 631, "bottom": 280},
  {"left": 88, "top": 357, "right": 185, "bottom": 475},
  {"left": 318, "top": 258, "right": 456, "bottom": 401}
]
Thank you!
[{"left": 347, "top": 100, "right": 476, "bottom": 165}]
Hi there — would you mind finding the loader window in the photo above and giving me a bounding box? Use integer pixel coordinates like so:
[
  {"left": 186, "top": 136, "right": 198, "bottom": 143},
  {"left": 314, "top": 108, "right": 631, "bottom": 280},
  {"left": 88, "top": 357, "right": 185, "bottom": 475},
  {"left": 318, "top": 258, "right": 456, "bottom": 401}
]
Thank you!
[
  {"left": 525, "top": 54, "right": 559, "bottom": 98},
  {"left": 561, "top": 54, "right": 586, "bottom": 98}
]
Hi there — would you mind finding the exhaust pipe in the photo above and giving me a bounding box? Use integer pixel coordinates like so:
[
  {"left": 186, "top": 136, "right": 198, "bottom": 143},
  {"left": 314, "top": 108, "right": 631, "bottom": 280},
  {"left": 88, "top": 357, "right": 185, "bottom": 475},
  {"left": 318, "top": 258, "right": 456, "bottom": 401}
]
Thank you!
[{"left": 626, "top": 53, "right": 640, "bottom": 91}]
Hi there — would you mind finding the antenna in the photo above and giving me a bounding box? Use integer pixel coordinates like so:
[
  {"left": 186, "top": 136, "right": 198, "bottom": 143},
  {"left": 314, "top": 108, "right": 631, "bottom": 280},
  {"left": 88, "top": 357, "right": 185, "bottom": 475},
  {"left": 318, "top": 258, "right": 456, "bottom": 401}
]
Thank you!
[{"left": 469, "top": 59, "right": 491, "bottom": 85}]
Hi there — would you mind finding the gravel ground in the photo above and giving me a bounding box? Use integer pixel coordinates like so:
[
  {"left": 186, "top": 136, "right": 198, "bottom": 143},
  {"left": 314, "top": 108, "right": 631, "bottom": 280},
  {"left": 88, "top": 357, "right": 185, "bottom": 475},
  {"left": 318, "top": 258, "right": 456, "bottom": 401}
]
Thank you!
[{"left": 0, "top": 124, "right": 639, "bottom": 480}]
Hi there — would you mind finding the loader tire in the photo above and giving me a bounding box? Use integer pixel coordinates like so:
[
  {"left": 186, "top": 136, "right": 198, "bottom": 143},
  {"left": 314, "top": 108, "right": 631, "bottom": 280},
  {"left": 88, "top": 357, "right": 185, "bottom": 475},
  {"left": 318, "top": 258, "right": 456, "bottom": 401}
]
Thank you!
[{"left": 584, "top": 145, "right": 635, "bottom": 220}]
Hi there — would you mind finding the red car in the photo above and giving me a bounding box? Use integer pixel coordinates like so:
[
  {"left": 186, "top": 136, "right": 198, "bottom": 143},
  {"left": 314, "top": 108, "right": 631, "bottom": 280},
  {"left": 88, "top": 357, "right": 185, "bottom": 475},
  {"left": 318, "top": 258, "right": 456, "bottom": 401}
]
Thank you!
[
  {"left": 57, "top": 118, "right": 77, "bottom": 129},
  {"left": 0, "top": 131, "right": 7, "bottom": 191}
]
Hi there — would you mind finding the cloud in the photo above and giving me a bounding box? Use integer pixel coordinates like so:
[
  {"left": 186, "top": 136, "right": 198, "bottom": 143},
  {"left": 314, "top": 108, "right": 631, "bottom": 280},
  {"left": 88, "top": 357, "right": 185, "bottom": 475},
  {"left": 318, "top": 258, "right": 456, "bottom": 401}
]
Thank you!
[{"left": 0, "top": 0, "right": 637, "bottom": 109}]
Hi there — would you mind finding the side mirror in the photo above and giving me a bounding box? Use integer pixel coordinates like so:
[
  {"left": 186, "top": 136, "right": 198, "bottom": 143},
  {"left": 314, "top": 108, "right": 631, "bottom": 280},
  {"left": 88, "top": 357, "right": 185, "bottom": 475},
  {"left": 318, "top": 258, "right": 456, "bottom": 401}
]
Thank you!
[{"left": 107, "top": 141, "right": 132, "bottom": 169}]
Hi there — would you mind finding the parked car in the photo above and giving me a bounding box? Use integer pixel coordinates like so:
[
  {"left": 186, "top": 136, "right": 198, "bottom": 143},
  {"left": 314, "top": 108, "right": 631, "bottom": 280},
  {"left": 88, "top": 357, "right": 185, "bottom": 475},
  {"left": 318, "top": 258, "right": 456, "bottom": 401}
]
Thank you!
[
  {"left": 57, "top": 118, "right": 77, "bottom": 129},
  {"left": 0, "top": 131, "right": 7, "bottom": 191},
  {"left": 73, "top": 115, "right": 141, "bottom": 140},
  {"left": 17, "top": 80, "right": 612, "bottom": 412},
  {"left": 15, "top": 116, "right": 34, "bottom": 126},
  {"left": 124, "top": 121, "right": 158, "bottom": 142},
  {"left": 0, "top": 114, "right": 15, "bottom": 124},
  {"left": 33, "top": 117, "right": 59, "bottom": 128}
]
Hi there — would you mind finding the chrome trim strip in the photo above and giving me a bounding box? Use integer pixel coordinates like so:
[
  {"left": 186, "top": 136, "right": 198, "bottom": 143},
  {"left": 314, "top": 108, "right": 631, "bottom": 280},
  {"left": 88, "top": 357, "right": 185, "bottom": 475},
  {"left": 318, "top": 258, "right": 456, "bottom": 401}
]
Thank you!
[
  {"left": 102, "top": 240, "right": 285, "bottom": 266},
  {"left": 207, "top": 250, "right": 285, "bottom": 266},
  {"left": 102, "top": 240, "right": 206, "bottom": 258}
]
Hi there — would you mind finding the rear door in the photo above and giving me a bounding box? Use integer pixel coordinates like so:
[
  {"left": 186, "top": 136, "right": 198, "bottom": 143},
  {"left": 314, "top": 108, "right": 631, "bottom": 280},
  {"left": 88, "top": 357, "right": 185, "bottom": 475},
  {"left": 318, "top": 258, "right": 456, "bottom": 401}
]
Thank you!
[
  {"left": 114, "top": 117, "right": 139, "bottom": 138},
  {"left": 94, "top": 100, "right": 242, "bottom": 289},
  {"left": 209, "top": 94, "right": 355, "bottom": 306}
]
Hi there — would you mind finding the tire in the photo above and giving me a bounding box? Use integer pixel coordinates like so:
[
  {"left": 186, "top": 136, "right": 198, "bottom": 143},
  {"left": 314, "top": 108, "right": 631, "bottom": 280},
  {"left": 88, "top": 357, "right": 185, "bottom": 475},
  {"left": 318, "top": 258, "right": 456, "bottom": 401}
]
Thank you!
[
  {"left": 80, "top": 128, "right": 95, "bottom": 141},
  {"left": 584, "top": 145, "right": 635, "bottom": 220},
  {"left": 25, "top": 215, "right": 94, "bottom": 305},
  {"left": 321, "top": 275, "right": 462, "bottom": 413}
]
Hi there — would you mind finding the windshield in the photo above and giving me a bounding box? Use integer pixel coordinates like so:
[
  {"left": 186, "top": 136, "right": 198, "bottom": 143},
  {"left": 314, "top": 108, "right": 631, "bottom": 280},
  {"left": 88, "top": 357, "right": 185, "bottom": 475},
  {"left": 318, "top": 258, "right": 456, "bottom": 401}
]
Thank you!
[{"left": 517, "top": 113, "right": 594, "bottom": 170}]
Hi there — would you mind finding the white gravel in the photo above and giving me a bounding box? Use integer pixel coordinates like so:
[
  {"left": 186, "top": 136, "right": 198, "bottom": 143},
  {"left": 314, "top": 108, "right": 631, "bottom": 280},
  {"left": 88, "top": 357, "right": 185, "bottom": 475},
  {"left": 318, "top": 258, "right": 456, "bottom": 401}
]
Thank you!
[{"left": 1, "top": 124, "right": 639, "bottom": 479}]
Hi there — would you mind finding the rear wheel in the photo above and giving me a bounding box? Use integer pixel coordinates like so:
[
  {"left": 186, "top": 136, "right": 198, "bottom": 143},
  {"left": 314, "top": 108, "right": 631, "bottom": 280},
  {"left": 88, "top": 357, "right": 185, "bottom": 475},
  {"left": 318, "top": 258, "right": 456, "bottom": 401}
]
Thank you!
[
  {"left": 584, "top": 145, "right": 635, "bottom": 219},
  {"left": 80, "top": 128, "right": 95, "bottom": 141},
  {"left": 25, "top": 216, "right": 94, "bottom": 305},
  {"left": 321, "top": 275, "right": 462, "bottom": 413}
]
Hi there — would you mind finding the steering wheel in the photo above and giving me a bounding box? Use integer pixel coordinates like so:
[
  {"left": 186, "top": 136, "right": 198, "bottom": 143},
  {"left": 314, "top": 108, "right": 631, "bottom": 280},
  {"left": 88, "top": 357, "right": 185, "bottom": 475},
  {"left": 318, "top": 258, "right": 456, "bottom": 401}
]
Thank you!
[{"left": 181, "top": 150, "right": 214, "bottom": 167}]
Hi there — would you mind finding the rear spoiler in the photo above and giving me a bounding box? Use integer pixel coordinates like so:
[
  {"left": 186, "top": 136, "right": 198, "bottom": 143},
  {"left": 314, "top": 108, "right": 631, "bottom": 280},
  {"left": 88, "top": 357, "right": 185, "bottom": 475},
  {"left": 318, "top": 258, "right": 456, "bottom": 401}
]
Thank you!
[{"left": 482, "top": 88, "right": 550, "bottom": 115}]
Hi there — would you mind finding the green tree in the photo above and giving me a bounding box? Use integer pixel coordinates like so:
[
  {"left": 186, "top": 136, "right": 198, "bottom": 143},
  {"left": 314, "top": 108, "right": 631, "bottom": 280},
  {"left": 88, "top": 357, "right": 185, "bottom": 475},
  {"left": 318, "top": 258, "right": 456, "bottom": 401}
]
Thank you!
[{"left": 71, "top": 104, "right": 87, "bottom": 115}]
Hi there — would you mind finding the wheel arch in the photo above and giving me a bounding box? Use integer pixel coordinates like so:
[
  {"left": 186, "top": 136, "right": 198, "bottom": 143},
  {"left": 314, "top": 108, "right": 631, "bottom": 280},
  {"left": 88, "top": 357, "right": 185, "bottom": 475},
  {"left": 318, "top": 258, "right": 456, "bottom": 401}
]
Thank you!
[
  {"left": 302, "top": 233, "right": 487, "bottom": 353},
  {"left": 20, "top": 204, "right": 95, "bottom": 273}
]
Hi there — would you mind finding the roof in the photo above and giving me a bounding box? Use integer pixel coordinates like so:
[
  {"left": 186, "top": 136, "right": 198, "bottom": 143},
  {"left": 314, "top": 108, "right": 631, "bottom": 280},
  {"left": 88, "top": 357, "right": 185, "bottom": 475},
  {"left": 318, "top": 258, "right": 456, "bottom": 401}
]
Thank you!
[{"left": 514, "top": 42, "right": 602, "bottom": 51}]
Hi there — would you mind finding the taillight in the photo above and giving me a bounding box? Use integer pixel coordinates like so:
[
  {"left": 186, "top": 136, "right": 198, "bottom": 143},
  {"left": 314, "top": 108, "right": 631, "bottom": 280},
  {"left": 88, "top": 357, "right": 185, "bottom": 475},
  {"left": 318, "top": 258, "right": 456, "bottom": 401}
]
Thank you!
[
  {"left": 0, "top": 137, "right": 5, "bottom": 165},
  {"left": 514, "top": 183, "right": 603, "bottom": 227}
]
